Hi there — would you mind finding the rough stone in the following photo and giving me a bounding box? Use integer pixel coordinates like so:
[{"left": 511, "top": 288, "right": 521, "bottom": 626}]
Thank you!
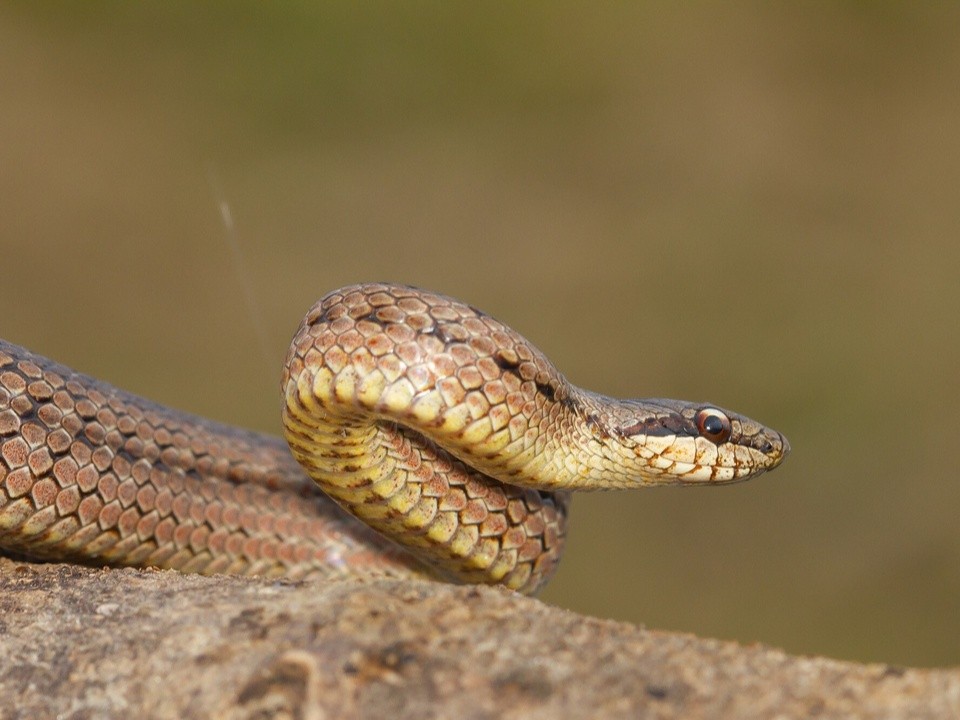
[{"left": 0, "top": 557, "right": 956, "bottom": 720}]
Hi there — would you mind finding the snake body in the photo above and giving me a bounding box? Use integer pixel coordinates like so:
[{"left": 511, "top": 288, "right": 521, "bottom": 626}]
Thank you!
[{"left": 0, "top": 284, "right": 788, "bottom": 593}]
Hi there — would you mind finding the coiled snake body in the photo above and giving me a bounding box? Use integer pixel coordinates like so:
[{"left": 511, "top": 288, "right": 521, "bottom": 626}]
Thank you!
[{"left": 0, "top": 284, "right": 788, "bottom": 594}]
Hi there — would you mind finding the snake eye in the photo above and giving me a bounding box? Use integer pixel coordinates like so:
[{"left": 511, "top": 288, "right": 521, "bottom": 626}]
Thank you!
[{"left": 695, "top": 408, "right": 731, "bottom": 444}]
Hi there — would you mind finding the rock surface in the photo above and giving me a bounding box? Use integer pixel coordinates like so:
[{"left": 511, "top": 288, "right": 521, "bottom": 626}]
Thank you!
[{"left": 1, "top": 557, "right": 957, "bottom": 720}]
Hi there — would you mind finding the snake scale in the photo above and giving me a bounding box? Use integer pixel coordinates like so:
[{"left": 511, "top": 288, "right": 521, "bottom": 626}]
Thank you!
[{"left": 0, "top": 283, "right": 788, "bottom": 594}]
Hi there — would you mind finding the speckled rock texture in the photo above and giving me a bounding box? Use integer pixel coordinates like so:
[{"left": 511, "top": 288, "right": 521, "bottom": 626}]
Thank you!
[{"left": 1, "top": 558, "right": 956, "bottom": 720}]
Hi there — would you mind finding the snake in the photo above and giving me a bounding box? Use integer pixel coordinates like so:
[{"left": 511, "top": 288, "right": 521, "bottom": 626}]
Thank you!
[{"left": 0, "top": 283, "right": 788, "bottom": 594}]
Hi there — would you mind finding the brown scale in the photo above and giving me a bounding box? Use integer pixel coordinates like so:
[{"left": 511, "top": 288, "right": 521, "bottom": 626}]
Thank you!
[{"left": 0, "top": 340, "right": 423, "bottom": 581}]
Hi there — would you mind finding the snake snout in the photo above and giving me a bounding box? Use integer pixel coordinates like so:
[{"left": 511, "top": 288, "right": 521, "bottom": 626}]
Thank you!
[
  {"left": 754, "top": 429, "right": 790, "bottom": 465},
  {"left": 773, "top": 431, "right": 791, "bottom": 458}
]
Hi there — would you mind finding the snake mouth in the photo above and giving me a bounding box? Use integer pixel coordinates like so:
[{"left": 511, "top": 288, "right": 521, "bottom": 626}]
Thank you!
[{"left": 633, "top": 426, "right": 790, "bottom": 485}]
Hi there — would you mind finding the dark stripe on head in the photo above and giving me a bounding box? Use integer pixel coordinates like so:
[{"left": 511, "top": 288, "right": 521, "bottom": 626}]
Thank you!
[{"left": 618, "top": 414, "right": 698, "bottom": 438}]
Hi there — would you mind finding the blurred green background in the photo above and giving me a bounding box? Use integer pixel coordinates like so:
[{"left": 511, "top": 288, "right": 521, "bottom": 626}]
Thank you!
[{"left": 2, "top": 3, "right": 958, "bottom": 667}]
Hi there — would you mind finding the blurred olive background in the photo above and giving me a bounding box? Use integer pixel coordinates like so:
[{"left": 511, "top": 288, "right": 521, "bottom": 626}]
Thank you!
[{"left": 2, "top": 3, "right": 958, "bottom": 667}]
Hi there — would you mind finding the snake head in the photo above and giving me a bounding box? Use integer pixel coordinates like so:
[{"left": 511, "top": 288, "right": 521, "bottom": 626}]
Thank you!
[{"left": 594, "top": 397, "right": 789, "bottom": 486}]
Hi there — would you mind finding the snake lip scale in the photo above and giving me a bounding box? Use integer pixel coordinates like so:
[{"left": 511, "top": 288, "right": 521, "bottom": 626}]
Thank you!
[{"left": 0, "top": 283, "right": 788, "bottom": 594}]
